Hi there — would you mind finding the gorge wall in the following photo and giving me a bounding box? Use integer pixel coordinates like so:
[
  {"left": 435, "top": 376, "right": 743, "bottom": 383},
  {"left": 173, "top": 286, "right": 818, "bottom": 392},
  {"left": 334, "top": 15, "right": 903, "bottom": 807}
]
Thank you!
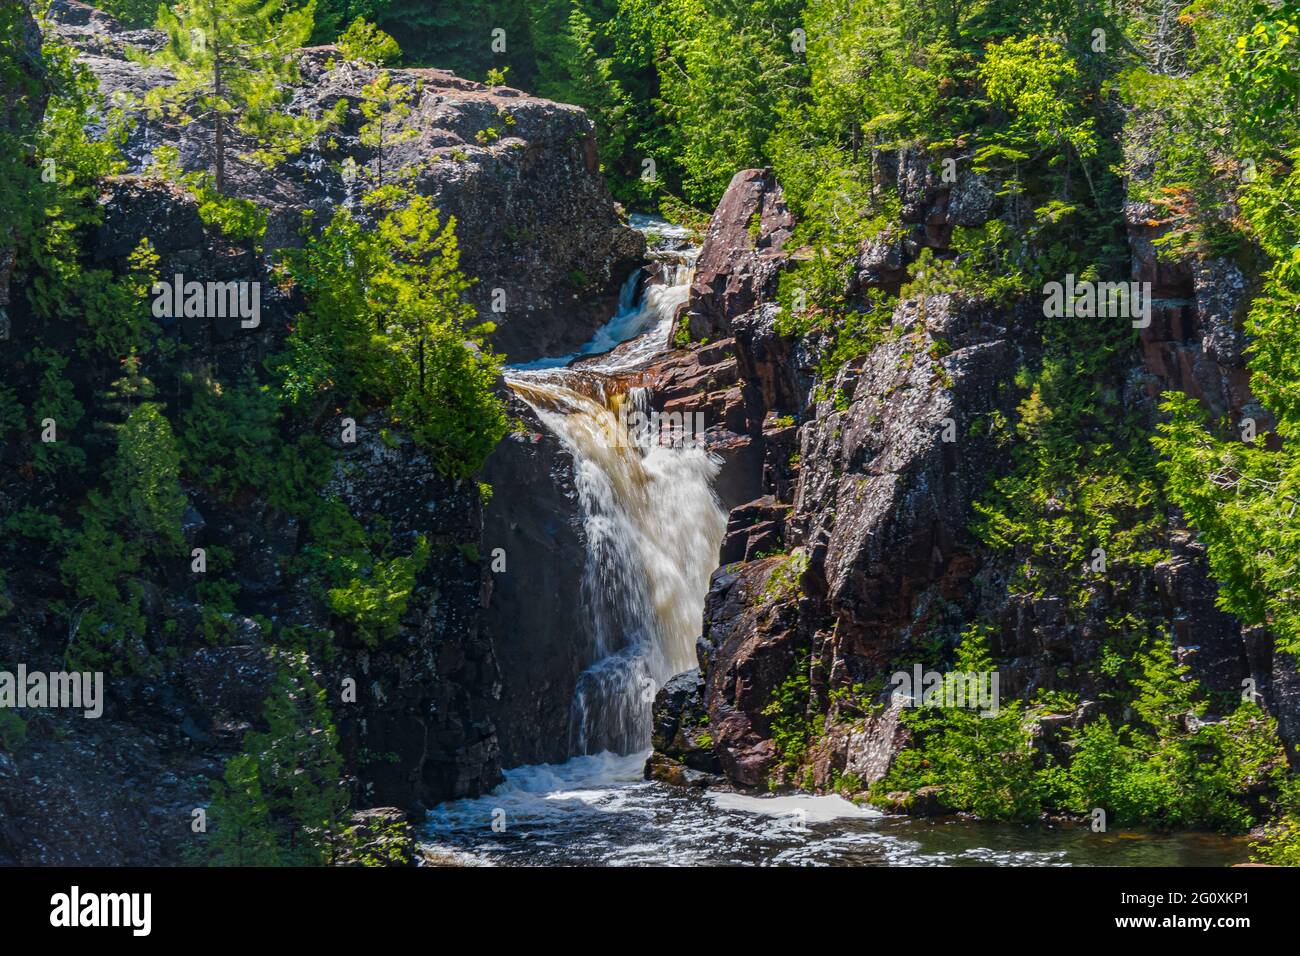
[
  {"left": 648, "top": 156, "right": 1300, "bottom": 795},
  {"left": 0, "top": 1, "right": 639, "bottom": 864}
]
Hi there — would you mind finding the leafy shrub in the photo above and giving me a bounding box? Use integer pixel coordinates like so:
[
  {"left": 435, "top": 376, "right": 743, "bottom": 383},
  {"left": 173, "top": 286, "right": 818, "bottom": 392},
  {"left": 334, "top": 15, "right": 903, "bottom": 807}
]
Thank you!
[{"left": 326, "top": 535, "right": 430, "bottom": 646}]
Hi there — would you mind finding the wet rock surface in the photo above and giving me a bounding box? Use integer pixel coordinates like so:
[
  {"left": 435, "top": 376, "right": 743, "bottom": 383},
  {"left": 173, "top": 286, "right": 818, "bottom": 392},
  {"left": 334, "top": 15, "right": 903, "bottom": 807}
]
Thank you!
[{"left": 479, "top": 394, "right": 596, "bottom": 767}]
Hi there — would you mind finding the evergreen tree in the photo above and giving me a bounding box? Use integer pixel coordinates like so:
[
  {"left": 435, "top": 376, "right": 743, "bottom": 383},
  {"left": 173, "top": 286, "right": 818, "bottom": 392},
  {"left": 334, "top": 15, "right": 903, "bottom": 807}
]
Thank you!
[
  {"left": 530, "top": 3, "right": 630, "bottom": 180},
  {"left": 636, "top": 0, "right": 808, "bottom": 205},
  {"left": 357, "top": 70, "right": 419, "bottom": 186},
  {"left": 0, "top": 0, "right": 47, "bottom": 278},
  {"left": 205, "top": 753, "right": 282, "bottom": 866},
  {"left": 380, "top": 0, "right": 535, "bottom": 85},
  {"left": 280, "top": 184, "right": 508, "bottom": 478},
  {"left": 143, "top": 0, "right": 330, "bottom": 193},
  {"left": 336, "top": 15, "right": 400, "bottom": 64},
  {"left": 206, "top": 654, "right": 354, "bottom": 865}
]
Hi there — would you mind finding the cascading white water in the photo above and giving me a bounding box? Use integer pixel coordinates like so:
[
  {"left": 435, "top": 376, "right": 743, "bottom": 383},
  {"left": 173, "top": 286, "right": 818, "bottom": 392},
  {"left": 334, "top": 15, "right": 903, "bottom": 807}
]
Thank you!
[{"left": 505, "top": 234, "right": 727, "bottom": 757}]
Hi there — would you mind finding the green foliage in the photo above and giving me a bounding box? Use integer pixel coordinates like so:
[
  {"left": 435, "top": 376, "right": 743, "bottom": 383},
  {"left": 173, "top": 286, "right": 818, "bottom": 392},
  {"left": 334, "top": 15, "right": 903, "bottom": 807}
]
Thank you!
[
  {"left": 882, "top": 632, "right": 1286, "bottom": 831},
  {"left": 203, "top": 752, "right": 282, "bottom": 865},
  {"left": 28, "top": 347, "right": 86, "bottom": 476},
  {"left": 1039, "top": 647, "right": 1285, "bottom": 831},
  {"left": 59, "top": 401, "right": 187, "bottom": 673},
  {"left": 973, "top": 331, "right": 1167, "bottom": 609},
  {"left": 0, "top": 385, "right": 24, "bottom": 449},
  {"left": 379, "top": 0, "right": 534, "bottom": 86},
  {"left": 879, "top": 626, "right": 1042, "bottom": 822},
  {"left": 143, "top": 0, "right": 339, "bottom": 192},
  {"left": 1116, "top": 0, "right": 1298, "bottom": 256},
  {"left": 0, "top": 709, "right": 27, "bottom": 753},
  {"left": 0, "top": 0, "right": 48, "bottom": 262},
  {"left": 356, "top": 71, "right": 420, "bottom": 186},
  {"left": 79, "top": 239, "right": 162, "bottom": 358},
  {"left": 60, "top": 496, "right": 150, "bottom": 674},
  {"left": 21, "top": 27, "right": 146, "bottom": 375},
  {"left": 1252, "top": 773, "right": 1300, "bottom": 865},
  {"left": 1142, "top": 3, "right": 1300, "bottom": 656},
  {"left": 336, "top": 16, "right": 400, "bottom": 65},
  {"left": 178, "top": 372, "right": 280, "bottom": 499},
  {"left": 530, "top": 2, "right": 631, "bottom": 184},
  {"left": 634, "top": 0, "right": 807, "bottom": 205},
  {"left": 205, "top": 654, "right": 367, "bottom": 865},
  {"left": 112, "top": 402, "right": 187, "bottom": 556},
  {"left": 1153, "top": 154, "right": 1300, "bottom": 654},
  {"left": 761, "top": 651, "right": 823, "bottom": 785},
  {"left": 1155, "top": 390, "right": 1300, "bottom": 653},
  {"left": 279, "top": 184, "right": 508, "bottom": 478},
  {"left": 326, "top": 535, "right": 430, "bottom": 645},
  {"left": 980, "top": 34, "right": 1099, "bottom": 165},
  {"left": 96, "top": 0, "right": 163, "bottom": 27},
  {"left": 147, "top": 143, "right": 268, "bottom": 242}
]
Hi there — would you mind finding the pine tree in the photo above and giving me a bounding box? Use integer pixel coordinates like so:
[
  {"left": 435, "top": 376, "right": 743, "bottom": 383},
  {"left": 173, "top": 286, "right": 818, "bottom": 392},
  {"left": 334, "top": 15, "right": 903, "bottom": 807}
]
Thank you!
[
  {"left": 282, "top": 184, "right": 508, "bottom": 478},
  {"left": 143, "top": 0, "right": 328, "bottom": 194},
  {"left": 530, "top": 3, "right": 630, "bottom": 177},
  {"left": 239, "top": 655, "right": 353, "bottom": 865},
  {"left": 205, "top": 753, "right": 283, "bottom": 866},
  {"left": 336, "top": 16, "right": 400, "bottom": 65},
  {"left": 357, "top": 70, "right": 419, "bottom": 186}
]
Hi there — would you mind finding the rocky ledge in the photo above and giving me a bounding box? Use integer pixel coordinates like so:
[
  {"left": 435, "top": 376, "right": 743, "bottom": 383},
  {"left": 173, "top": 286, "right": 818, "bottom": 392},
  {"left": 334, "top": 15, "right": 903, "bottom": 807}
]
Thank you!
[{"left": 46, "top": 0, "right": 645, "bottom": 363}]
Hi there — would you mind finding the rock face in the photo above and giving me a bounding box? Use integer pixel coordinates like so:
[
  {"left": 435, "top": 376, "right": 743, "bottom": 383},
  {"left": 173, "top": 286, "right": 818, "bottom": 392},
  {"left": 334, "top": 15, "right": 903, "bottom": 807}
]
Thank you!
[
  {"left": 649, "top": 150, "right": 1300, "bottom": 793},
  {"left": 1126, "top": 200, "right": 1265, "bottom": 433},
  {"left": 680, "top": 168, "right": 794, "bottom": 341},
  {"left": 685, "top": 291, "right": 1026, "bottom": 788},
  {"left": 321, "top": 413, "right": 503, "bottom": 807},
  {"left": 794, "top": 295, "right": 1024, "bottom": 675},
  {"left": 46, "top": 0, "right": 645, "bottom": 363},
  {"left": 479, "top": 395, "right": 597, "bottom": 767}
]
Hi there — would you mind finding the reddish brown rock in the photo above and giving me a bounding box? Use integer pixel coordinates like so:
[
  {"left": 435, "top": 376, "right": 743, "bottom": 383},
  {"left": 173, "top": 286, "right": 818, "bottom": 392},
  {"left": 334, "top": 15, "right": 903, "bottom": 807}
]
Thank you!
[{"left": 681, "top": 168, "right": 794, "bottom": 341}]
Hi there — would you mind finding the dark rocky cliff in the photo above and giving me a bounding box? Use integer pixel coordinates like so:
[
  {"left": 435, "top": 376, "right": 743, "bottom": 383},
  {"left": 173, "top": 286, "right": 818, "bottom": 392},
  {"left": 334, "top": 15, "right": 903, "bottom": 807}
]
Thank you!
[{"left": 0, "top": 1, "right": 638, "bottom": 863}]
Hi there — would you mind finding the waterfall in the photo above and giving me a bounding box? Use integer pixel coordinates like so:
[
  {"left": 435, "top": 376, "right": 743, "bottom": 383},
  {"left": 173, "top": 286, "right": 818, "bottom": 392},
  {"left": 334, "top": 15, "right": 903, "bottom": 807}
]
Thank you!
[{"left": 504, "top": 237, "right": 727, "bottom": 757}]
